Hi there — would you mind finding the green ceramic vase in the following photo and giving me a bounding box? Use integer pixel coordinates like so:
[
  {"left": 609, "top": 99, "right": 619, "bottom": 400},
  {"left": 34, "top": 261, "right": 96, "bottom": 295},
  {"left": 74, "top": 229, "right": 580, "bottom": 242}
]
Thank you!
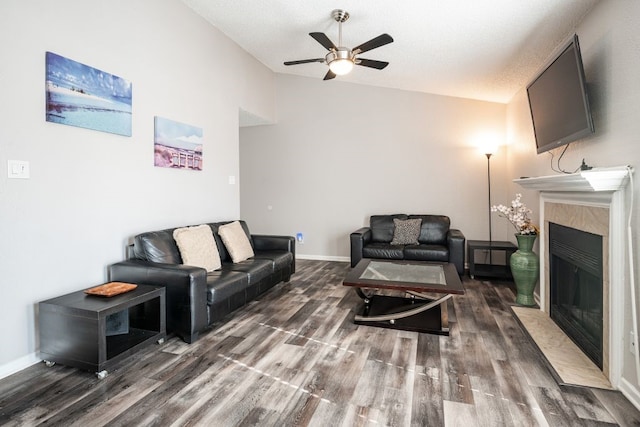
[{"left": 510, "top": 234, "right": 539, "bottom": 306}]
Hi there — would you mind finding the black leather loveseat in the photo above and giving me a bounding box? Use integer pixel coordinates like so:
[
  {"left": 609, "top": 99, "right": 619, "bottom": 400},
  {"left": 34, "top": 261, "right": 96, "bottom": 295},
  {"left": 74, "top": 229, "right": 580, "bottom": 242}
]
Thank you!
[
  {"left": 350, "top": 214, "right": 465, "bottom": 276},
  {"left": 109, "top": 220, "right": 295, "bottom": 343}
]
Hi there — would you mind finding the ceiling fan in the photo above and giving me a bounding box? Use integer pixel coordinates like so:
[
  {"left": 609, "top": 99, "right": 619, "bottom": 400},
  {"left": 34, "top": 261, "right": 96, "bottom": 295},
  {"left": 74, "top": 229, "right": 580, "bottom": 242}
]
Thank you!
[{"left": 283, "top": 9, "right": 394, "bottom": 81}]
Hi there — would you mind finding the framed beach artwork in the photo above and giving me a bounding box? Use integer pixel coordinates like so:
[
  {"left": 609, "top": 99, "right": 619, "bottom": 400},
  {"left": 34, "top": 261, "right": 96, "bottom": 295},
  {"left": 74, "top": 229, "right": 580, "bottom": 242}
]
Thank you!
[
  {"left": 154, "top": 116, "right": 203, "bottom": 170},
  {"left": 45, "top": 51, "right": 132, "bottom": 136}
]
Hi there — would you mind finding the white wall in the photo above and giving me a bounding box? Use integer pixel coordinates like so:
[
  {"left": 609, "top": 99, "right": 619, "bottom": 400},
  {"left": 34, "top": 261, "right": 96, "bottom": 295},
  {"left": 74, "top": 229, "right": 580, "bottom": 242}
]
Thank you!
[
  {"left": 505, "top": 0, "right": 640, "bottom": 399},
  {"left": 0, "top": 0, "right": 275, "bottom": 375},
  {"left": 240, "top": 74, "right": 507, "bottom": 259}
]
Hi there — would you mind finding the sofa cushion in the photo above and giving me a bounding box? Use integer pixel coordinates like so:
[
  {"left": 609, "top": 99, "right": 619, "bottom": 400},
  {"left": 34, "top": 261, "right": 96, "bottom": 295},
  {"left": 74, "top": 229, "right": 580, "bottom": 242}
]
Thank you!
[
  {"left": 133, "top": 229, "right": 182, "bottom": 264},
  {"left": 391, "top": 218, "right": 422, "bottom": 245},
  {"left": 363, "top": 243, "right": 405, "bottom": 260},
  {"left": 404, "top": 244, "right": 449, "bottom": 262},
  {"left": 206, "top": 270, "right": 249, "bottom": 304},
  {"left": 253, "top": 250, "right": 294, "bottom": 272},
  {"left": 218, "top": 221, "right": 255, "bottom": 263},
  {"left": 173, "top": 225, "right": 221, "bottom": 272},
  {"left": 409, "top": 215, "right": 450, "bottom": 244},
  {"left": 221, "top": 258, "right": 272, "bottom": 285},
  {"left": 370, "top": 214, "right": 408, "bottom": 243}
]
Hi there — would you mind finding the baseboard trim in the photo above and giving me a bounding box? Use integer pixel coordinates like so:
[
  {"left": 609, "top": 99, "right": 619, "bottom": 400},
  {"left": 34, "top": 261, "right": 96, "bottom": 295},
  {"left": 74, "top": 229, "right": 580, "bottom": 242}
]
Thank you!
[
  {"left": 296, "top": 254, "right": 350, "bottom": 263},
  {"left": 0, "top": 352, "right": 40, "bottom": 380}
]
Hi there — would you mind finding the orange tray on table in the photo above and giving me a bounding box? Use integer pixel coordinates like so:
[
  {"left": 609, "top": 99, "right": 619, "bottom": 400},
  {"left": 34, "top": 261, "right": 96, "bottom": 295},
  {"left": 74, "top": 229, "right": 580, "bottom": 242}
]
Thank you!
[{"left": 84, "top": 282, "right": 137, "bottom": 297}]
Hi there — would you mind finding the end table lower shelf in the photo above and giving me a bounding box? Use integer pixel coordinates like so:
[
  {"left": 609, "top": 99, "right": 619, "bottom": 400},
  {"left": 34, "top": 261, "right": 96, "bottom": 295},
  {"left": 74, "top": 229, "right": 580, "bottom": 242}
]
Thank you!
[{"left": 467, "top": 240, "right": 517, "bottom": 280}]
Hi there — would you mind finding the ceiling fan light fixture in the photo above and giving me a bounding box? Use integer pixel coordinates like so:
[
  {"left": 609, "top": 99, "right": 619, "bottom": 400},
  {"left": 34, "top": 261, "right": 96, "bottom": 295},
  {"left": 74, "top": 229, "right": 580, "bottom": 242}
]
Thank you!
[
  {"left": 329, "top": 58, "right": 354, "bottom": 75},
  {"left": 283, "top": 9, "right": 393, "bottom": 81},
  {"left": 326, "top": 48, "right": 354, "bottom": 75}
]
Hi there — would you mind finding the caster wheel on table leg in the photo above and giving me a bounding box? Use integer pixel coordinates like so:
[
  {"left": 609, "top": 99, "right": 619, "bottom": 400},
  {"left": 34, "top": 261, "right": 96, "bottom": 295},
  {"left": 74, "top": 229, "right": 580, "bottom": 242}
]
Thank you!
[
  {"left": 44, "top": 360, "right": 55, "bottom": 368},
  {"left": 157, "top": 338, "right": 165, "bottom": 345},
  {"left": 96, "top": 370, "right": 108, "bottom": 380}
]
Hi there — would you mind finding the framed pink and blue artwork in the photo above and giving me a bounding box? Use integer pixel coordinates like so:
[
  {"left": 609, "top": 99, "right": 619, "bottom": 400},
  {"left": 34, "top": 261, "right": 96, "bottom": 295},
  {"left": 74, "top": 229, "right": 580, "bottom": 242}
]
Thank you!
[{"left": 154, "top": 116, "right": 203, "bottom": 170}]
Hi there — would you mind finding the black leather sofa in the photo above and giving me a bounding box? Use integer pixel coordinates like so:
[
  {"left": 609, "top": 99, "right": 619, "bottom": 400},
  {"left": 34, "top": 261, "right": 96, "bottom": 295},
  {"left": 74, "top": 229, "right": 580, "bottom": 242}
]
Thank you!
[
  {"left": 108, "top": 220, "right": 295, "bottom": 343},
  {"left": 350, "top": 214, "right": 465, "bottom": 276}
]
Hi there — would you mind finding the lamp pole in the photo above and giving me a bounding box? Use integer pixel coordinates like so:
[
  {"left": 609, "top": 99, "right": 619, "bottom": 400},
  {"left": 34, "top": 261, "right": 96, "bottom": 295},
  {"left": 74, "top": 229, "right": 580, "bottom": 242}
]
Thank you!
[{"left": 486, "top": 152, "right": 493, "bottom": 264}]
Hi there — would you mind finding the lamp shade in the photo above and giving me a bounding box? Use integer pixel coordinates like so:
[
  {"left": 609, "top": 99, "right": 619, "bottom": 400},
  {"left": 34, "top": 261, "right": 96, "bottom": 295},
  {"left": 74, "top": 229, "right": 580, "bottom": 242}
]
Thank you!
[
  {"left": 479, "top": 142, "right": 498, "bottom": 156},
  {"left": 474, "top": 133, "right": 501, "bottom": 156}
]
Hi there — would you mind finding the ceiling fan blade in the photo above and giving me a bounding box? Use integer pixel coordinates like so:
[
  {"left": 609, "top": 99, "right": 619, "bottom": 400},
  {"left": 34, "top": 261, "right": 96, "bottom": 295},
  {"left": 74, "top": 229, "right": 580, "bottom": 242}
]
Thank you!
[
  {"left": 352, "top": 33, "right": 394, "bottom": 54},
  {"left": 284, "top": 58, "right": 325, "bottom": 66},
  {"left": 356, "top": 58, "right": 389, "bottom": 70},
  {"left": 309, "top": 32, "right": 337, "bottom": 51},
  {"left": 323, "top": 70, "right": 336, "bottom": 81}
]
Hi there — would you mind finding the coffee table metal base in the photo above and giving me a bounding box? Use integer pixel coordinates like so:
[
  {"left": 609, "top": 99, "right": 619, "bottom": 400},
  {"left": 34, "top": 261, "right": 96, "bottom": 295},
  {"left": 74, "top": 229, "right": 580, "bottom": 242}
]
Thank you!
[{"left": 354, "top": 291, "right": 451, "bottom": 335}]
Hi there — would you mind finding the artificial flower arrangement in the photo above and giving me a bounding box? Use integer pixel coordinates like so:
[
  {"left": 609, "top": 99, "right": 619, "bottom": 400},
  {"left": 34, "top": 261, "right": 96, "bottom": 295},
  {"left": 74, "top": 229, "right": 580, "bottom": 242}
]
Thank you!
[{"left": 491, "top": 193, "right": 539, "bottom": 235}]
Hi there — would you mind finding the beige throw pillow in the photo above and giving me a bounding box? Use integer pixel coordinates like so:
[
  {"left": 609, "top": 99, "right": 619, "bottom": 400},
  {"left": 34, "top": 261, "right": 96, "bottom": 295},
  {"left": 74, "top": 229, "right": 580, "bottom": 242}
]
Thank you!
[
  {"left": 218, "top": 221, "right": 254, "bottom": 263},
  {"left": 173, "top": 224, "right": 221, "bottom": 272}
]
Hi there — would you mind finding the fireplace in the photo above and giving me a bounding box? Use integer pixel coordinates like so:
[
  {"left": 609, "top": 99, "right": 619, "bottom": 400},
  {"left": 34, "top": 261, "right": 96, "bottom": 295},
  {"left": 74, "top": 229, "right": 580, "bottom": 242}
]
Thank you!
[
  {"left": 515, "top": 165, "right": 631, "bottom": 387},
  {"left": 549, "top": 222, "right": 603, "bottom": 368}
]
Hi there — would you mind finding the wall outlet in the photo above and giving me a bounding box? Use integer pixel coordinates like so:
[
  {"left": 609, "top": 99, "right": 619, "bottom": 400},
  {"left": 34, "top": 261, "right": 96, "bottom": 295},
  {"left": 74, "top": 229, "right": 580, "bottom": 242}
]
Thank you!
[
  {"left": 296, "top": 233, "right": 304, "bottom": 244},
  {"left": 631, "top": 331, "right": 636, "bottom": 354}
]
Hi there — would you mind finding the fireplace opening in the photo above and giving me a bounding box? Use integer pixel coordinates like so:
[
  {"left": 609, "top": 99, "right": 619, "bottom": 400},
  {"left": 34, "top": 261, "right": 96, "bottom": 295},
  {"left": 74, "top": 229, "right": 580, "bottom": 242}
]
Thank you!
[{"left": 549, "top": 222, "right": 604, "bottom": 368}]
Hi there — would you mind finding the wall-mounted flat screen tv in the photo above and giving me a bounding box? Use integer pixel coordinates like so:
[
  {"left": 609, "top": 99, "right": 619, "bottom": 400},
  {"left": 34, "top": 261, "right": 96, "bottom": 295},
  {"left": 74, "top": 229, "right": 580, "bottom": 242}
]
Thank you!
[{"left": 527, "top": 34, "right": 595, "bottom": 154}]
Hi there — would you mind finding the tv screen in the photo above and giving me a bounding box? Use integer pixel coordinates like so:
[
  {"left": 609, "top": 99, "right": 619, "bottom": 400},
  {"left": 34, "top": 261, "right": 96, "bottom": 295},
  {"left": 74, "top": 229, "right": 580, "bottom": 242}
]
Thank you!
[{"left": 527, "top": 34, "right": 595, "bottom": 154}]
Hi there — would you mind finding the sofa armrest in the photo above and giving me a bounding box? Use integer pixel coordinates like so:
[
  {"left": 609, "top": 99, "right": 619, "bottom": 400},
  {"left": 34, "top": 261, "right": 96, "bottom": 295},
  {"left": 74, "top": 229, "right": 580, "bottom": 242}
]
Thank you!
[
  {"left": 108, "top": 260, "right": 208, "bottom": 343},
  {"left": 447, "top": 229, "right": 466, "bottom": 276},
  {"left": 350, "top": 227, "right": 372, "bottom": 268}
]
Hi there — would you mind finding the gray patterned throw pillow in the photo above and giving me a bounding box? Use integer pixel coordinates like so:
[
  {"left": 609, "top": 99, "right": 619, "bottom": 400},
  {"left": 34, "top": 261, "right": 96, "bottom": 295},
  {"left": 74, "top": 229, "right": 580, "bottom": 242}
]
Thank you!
[{"left": 390, "top": 218, "right": 422, "bottom": 245}]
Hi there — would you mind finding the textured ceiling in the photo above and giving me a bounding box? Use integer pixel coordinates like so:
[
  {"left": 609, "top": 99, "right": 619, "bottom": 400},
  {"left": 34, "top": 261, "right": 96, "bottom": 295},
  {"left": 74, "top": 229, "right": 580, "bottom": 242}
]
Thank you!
[{"left": 183, "top": 0, "right": 598, "bottom": 103}]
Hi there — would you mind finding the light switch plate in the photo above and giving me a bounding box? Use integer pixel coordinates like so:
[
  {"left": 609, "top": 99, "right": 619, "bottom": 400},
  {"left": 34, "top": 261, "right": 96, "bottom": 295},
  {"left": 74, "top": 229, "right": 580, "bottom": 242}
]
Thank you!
[{"left": 8, "top": 160, "right": 30, "bottom": 179}]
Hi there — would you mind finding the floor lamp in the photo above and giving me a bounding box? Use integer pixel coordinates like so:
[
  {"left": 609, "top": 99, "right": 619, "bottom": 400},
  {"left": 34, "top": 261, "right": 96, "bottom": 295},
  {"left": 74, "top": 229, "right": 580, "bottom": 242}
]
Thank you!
[{"left": 486, "top": 152, "right": 493, "bottom": 247}]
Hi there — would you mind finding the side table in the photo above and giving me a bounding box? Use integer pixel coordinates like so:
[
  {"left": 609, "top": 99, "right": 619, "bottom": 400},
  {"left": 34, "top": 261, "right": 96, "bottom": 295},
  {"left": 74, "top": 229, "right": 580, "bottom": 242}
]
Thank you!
[
  {"left": 467, "top": 240, "right": 517, "bottom": 280},
  {"left": 39, "top": 283, "right": 166, "bottom": 379}
]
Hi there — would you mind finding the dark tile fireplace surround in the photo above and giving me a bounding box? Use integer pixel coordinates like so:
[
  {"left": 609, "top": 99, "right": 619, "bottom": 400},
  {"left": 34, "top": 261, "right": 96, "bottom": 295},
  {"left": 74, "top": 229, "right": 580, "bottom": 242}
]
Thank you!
[{"left": 549, "top": 222, "right": 603, "bottom": 368}]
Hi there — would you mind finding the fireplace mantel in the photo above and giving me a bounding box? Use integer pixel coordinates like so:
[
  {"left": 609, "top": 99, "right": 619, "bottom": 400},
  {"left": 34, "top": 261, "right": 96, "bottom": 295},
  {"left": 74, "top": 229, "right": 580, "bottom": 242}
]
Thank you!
[
  {"left": 514, "top": 165, "right": 632, "bottom": 388},
  {"left": 514, "top": 165, "right": 631, "bottom": 192}
]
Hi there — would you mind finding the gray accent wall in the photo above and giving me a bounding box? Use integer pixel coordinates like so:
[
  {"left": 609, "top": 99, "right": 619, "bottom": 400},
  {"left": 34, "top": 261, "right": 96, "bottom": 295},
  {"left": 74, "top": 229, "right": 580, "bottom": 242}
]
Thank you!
[{"left": 240, "top": 74, "right": 508, "bottom": 260}]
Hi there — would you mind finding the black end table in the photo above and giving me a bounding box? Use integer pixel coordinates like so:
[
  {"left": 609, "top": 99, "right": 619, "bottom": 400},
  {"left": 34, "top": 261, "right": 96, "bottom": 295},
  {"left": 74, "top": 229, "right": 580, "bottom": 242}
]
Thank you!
[
  {"left": 467, "top": 240, "right": 517, "bottom": 280},
  {"left": 39, "top": 283, "right": 166, "bottom": 379}
]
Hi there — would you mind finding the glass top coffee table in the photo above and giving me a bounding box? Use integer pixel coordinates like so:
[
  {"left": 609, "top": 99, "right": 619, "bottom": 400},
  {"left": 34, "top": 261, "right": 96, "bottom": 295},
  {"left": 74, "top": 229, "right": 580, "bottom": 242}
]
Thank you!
[{"left": 343, "top": 259, "right": 465, "bottom": 335}]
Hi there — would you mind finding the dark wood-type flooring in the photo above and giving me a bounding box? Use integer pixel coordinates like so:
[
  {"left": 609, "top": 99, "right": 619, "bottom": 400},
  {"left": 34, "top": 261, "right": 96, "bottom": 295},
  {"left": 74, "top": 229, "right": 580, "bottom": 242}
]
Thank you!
[{"left": 2, "top": 260, "right": 639, "bottom": 426}]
